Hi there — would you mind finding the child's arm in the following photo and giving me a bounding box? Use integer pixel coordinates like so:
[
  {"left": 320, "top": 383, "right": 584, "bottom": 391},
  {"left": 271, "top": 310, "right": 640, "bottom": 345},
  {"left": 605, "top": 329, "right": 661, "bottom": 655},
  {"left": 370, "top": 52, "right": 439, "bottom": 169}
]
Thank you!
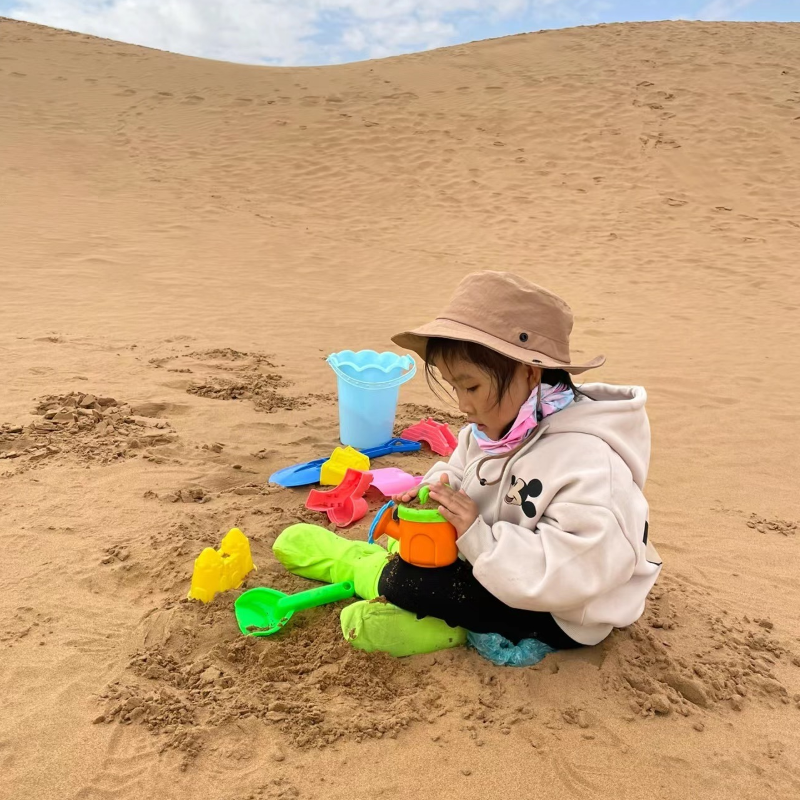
[
  {"left": 393, "top": 426, "right": 470, "bottom": 503},
  {"left": 456, "top": 448, "right": 646, "bottom": 613},
  {"left": 421, "top": 425, "right": 470, "bottom": 492}
]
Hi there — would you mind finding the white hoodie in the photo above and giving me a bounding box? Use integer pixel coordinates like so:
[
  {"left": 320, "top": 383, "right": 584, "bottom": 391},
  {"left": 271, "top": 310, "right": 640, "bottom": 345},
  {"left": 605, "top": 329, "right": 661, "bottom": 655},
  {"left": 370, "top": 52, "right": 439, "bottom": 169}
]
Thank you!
[{"left": 422, "top": 383, "right": 662, "bottom": 645}]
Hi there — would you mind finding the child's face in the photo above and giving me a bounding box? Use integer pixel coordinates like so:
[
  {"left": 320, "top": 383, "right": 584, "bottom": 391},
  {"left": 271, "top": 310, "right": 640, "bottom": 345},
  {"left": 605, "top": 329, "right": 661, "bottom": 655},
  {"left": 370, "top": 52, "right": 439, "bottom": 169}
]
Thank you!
[{"left": 435, "top": 356, "right": 539, "bottom": 441}]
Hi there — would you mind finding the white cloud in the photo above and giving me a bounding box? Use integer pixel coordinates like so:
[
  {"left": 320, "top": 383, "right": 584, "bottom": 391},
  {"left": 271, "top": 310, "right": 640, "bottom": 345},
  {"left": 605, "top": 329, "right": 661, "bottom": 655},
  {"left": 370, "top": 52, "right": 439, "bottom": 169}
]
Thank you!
[
  {"left": 696, "top": 0, "right": 757, "bottom": 21},
  {"left": 6, "top": 0, "right": 608, "bottom": 65},
  {"left": 8, "top": 1, "right": 321, "bottom": 65}
]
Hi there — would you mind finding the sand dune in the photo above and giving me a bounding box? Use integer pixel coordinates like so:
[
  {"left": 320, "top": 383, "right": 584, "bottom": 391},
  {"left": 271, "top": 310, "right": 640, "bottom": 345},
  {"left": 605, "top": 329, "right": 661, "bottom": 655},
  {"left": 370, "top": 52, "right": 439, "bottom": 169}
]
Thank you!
[{"left": 1, "top": 16, "right": 800, "bottom": 800}]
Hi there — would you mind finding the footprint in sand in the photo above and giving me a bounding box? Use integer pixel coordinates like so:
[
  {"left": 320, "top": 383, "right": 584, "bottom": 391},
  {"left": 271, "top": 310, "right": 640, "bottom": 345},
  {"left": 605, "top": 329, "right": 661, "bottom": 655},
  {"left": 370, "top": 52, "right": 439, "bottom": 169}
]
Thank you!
[
  {"left": 747, "top": 513, "right": 797, "bottom": 536},
  {"left": 129, "top": 401, "right": 189, "bottom": 418},
  {"left": 74, "top": 724, "right": 175, "bottom": 799},
  {"left": 383, "top": 92, "right": 418, "bottom": 101},
  {"left": 0, "top": 737, "right": 14, "bottom": 771}
]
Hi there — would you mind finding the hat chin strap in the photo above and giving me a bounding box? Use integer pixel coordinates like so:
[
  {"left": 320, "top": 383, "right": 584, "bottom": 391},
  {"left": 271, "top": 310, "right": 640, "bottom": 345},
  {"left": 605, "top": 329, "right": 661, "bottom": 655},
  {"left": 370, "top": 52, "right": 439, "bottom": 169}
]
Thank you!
[
  {"left": 475, "top": 439, "right": 527, "bottom": 487},
  {"left": 474, "top": 377, "right": 563, "bottom": 487},
  {"left": 474, "top": 424, "right": 547, "bottom": 487}
]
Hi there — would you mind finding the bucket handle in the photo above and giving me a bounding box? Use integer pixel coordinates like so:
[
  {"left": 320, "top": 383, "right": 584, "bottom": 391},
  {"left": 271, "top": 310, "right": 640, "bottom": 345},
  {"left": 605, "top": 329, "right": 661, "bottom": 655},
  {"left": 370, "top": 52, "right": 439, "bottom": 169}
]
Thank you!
[{"left": 327, "top": 356, "right": 416, "bottom": 391}]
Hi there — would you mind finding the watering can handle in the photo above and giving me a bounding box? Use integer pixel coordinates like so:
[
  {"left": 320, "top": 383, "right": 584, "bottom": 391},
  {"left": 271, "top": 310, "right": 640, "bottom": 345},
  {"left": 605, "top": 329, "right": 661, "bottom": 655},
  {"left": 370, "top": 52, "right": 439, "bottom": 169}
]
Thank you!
[
  {"left": 368, "top": 500, "right": 396, "bottom": 544},
  {"left": 276, "top": 581, "right": 355, "bottom": 613}
]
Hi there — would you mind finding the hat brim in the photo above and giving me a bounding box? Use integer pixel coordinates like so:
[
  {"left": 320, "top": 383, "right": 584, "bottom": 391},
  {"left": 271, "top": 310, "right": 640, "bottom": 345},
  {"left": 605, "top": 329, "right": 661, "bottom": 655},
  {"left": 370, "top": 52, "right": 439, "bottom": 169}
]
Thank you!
[{"left": 392, "top": 318, "right": 605, "bottom": 375}]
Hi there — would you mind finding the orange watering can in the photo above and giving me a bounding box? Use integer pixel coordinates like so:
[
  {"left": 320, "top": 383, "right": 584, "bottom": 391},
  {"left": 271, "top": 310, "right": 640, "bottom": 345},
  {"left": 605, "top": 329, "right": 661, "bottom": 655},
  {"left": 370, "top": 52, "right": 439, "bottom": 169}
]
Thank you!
[{"left": 368, "top": 485, "right": 458, "bottom": 568}]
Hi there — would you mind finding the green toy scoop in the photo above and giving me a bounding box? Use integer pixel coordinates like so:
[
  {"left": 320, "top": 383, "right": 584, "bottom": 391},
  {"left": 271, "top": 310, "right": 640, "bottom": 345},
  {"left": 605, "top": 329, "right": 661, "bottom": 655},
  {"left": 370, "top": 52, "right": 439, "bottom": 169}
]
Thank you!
[{"left": 234, "top": 581, "right": 355, "bottom": 637}]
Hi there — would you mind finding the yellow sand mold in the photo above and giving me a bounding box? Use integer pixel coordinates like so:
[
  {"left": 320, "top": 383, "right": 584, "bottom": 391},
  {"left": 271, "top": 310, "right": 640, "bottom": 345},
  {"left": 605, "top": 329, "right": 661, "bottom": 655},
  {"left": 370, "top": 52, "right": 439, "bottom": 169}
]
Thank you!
[
  {"left": 188, "top": 527, "right": 256, "bottom": 603},
  {"left": 319, "top": 446, "right": 370, "bottom": 485}
]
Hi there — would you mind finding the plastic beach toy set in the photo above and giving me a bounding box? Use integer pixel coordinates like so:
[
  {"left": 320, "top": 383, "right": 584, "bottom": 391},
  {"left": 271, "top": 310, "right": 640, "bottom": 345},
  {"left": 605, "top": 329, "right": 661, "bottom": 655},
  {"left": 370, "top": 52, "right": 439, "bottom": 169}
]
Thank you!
[{"left": 185, "top": 348, "right": 553, "bottom": 667}]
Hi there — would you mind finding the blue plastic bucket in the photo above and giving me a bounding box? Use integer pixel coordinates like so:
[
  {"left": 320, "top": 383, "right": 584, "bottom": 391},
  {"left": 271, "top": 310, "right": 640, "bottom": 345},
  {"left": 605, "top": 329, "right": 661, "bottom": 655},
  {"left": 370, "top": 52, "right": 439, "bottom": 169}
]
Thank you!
[{"left": 327, "top": 350, "right": 416, "bottom": 450}]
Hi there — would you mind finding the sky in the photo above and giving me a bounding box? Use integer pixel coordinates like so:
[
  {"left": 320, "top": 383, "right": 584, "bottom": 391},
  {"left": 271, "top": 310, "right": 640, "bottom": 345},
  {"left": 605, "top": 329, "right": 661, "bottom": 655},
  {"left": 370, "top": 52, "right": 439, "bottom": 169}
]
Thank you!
[{"left": 1, "top": 1, "right": 797, "bottom": 66}]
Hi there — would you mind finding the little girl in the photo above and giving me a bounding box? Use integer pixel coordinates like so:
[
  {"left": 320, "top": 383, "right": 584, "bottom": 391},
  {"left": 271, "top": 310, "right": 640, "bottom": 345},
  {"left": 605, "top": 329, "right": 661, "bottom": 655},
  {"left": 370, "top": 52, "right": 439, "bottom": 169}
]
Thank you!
[{"left": 274, "top": 271, "right": 662, "bottom": 656}]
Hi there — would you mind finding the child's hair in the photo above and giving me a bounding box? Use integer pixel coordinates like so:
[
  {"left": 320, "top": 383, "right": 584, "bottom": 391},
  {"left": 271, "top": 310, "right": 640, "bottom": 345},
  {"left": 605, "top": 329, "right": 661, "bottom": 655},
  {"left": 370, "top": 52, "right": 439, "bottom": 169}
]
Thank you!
[{"left": 424, "top": 338, "right": 588, "bottom": 408}]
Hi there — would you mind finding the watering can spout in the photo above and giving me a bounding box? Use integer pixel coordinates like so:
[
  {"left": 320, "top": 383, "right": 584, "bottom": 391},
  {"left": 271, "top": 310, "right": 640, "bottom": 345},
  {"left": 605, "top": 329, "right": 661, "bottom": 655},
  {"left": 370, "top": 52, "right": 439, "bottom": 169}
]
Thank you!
[{"left": 369, "top": 501, "right": 398, "bottom": 544}]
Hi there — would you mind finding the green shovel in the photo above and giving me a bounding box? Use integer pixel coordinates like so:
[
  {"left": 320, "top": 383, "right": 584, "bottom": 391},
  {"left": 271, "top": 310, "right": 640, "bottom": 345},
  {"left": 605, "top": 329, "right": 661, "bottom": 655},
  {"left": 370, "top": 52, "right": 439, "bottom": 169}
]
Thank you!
[{"left": 234, "top": 581, "right": 355, "bottom": 637}]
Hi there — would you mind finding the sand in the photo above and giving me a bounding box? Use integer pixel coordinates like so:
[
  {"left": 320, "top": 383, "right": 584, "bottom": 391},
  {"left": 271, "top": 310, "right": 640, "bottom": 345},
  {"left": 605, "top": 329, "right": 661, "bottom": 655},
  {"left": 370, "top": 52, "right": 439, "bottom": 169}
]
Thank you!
[{"left": 1, "top": 16, "right": 800, "bottom": 800}]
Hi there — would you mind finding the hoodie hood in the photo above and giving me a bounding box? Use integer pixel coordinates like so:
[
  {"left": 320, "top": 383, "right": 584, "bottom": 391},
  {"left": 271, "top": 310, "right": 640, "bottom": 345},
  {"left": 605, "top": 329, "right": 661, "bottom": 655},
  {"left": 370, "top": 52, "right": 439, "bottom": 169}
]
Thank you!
[{"left": 542, "top": 383, "right": 650, "bottom": 489}]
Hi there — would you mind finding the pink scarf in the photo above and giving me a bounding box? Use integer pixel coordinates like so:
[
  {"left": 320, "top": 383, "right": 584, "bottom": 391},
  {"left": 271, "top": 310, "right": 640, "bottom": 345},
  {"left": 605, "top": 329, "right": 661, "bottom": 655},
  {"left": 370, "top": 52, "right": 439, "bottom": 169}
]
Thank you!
[{"left": 472, "top": 383, "right": 574, "bottom": 455}]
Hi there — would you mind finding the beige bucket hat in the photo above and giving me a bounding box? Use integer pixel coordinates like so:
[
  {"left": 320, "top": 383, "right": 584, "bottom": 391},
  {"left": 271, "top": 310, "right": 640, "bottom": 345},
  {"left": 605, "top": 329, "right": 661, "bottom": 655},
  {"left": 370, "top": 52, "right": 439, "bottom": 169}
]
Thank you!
[{"left": 392, "top": 271, "right": 605, "bottom": 374}]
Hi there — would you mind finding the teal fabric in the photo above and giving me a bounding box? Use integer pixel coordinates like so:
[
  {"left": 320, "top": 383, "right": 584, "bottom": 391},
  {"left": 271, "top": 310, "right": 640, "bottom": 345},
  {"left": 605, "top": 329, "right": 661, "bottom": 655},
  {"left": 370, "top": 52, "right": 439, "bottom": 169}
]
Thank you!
[{"left": 467, "top": 631, "right": 556, "bottom": 666}]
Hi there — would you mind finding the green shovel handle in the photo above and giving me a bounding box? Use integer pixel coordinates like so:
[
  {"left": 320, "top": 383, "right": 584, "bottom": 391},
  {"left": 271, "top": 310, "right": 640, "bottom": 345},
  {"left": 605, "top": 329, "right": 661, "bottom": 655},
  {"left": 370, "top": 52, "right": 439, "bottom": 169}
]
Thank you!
[{"left": 276, "top": 581, "right": 355, "bottom": 613}]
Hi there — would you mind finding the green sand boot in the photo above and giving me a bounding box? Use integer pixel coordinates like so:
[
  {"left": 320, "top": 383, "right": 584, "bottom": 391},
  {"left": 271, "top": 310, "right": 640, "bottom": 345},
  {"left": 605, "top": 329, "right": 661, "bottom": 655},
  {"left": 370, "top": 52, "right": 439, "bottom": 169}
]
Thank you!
[
  {"left": 273, "top": 524, "right": 390, "bottom": 600},
  {"left": 341, "top": 600, "right": 467, "bottom": 657}
]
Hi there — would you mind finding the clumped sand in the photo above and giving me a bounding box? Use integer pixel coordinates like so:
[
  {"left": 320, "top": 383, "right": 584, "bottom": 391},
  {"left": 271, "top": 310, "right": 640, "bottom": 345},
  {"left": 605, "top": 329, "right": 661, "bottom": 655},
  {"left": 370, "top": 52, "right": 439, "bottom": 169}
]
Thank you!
[{"left": 1, "top": 16, "right": 800, "bottom": 800}]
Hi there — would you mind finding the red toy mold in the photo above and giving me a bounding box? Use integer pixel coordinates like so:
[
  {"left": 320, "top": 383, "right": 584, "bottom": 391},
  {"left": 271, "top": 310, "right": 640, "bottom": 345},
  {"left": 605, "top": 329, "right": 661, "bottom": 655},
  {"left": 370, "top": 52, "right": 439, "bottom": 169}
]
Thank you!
[
  {"left": 305, "top": 468, "right": 374, "bottom": 527},
  {"left": 399, "top": 418, "right": 458, "bottom": 456}
]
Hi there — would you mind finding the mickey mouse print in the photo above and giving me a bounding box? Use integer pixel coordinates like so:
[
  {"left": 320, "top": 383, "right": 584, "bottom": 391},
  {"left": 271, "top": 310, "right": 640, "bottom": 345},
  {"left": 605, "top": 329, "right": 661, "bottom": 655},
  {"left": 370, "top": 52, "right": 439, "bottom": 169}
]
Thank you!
[{"left": 504, "top": 475, "right": 543, "bottom": 519}]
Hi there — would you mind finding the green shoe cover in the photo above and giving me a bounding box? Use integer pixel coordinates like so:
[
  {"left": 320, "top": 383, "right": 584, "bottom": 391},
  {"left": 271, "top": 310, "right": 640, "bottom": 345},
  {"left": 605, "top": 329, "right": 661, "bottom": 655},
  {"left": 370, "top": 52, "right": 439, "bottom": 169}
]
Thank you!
[
  {"left": 341, "top": 599, "right": 467, "bottom": 657},
  {"left": 273, "top": 524, "right": 389, "bottom": 600}
]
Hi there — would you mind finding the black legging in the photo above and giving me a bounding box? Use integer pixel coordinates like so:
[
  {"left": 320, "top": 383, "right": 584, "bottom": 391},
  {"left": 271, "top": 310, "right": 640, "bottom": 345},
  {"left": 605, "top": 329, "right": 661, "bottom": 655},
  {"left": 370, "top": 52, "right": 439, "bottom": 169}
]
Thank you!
[{"left": 378, "top": 556, "right": 583, "bottom": 650}]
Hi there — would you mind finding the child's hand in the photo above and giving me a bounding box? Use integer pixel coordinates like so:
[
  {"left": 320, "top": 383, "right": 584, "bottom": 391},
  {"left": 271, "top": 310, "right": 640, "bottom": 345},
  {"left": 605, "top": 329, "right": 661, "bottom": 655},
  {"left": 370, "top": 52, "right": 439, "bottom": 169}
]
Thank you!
[
  {"left": 393, "top": 473, "right": 447, "bottom": 505},
  {"left": 392, "top": 485, "right": 420, "bottom": 504},
  {"left": 427, "top": 474, "right": 479, "bottom": 537}
]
